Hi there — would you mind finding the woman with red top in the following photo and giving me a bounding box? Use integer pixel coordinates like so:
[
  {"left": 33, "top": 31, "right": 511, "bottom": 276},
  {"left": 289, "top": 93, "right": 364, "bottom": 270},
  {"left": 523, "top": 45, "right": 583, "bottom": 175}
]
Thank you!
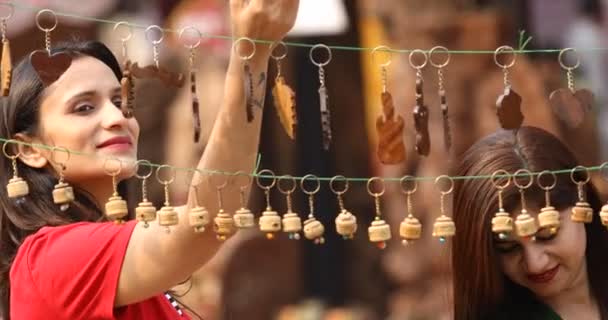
[{"left": 0, "top": 0, "right": 299, "bottom": 319}]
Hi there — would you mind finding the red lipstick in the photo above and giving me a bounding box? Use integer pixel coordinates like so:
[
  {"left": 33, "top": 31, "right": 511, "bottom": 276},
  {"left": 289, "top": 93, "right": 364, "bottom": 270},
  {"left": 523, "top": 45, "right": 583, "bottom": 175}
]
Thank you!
[
  {"left": 527, "top": 265, "right": 559, "bottom": 284},
  {"left": 97, "top": 136, "right": 132, "bottom": 149}
]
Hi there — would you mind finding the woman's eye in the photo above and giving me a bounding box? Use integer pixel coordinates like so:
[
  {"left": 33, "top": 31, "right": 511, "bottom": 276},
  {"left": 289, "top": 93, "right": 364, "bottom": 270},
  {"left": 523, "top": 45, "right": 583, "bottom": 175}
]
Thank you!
[
  {"left": 112, "top": 97, "right": 122, "bottom": 108},
  {"left": 495, "top": 242, "right": 520, "bottom": 254},
  {"left": 74, "top": 103, "right": 94, "bottom": 113},
  {"left": 535, "top": 228, "right": 559, "bottom": 242}
]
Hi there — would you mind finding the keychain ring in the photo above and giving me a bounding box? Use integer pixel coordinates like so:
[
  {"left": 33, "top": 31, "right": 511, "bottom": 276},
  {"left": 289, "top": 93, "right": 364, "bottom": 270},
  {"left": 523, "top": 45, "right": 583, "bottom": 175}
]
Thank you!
[
  {"left": 184, "top": 169, "right": 206, "bottom": 188},
  {"left": 429, "top": 46, "right": 450, "bottom": 68},
  {"left": 178, "top": 26, "right": 202, "bottom": 49},
  {"left": 155, "top": 164, "right": 175, "bottom": 185},
  {"left": 256, "top": 169, "right": 276, "bottom": 190},
  {"left": 491, "top": 170, "right": 511, "bottom": 190},
  {"left": 537, "top": 170, "right": 557, "bottom": 191},
  {"left": 208, "top": 171, "right": 230, "bottom": 189},
  {"left": 371, "top": 45, "right": 392, "bottom": 68},
  {"left": 233, "top": 171, "right": 252, "bottom": 190},
  {"left": 50, "top": 146, "right": 70, "bottom": 169},
  {"left": 494, "top": 45, "right": 516, "bottom": 69},
  {"left": 270, "top": 41, "right": 288, "bottom": 61},
  {"left": 329, "top": 175, "right": 349, "bottom": 195},
  {"left": 408, "top": 49, "right": 428, "bottom": 70},
  {"left": 366, "top": 177, "right": 386, "bottom": 197},
  {"left": 399, "top": 175, "right": 418, "bottom": 194},
  {"left": 2, "top": 140, "right": 20, "bottom": 159},
  {"left": 300, "top": 174, "right": 321, "bottom": 195},
  {"left": 113, "top": 21, "right": 133, "bottom": 42},
  {"left": 278, "top": 175, "right": 297, "bottom": 194},
  {"left": 513, "top": 169, "right": 534, "bottom": 189},
  {"left": 0, "top": 3, "right": 14, "bottom": 21},
  {"left": 35, "top": 9, "right": 58, "bottom": 32},
  {"left": 435, "top": 175, "right": 454, "bottom": 195},
  {"left": 558, "top": 48, "right": 580, "bottom": 71},
  {"left": 145, "top": 25, "right": 164, "bottom": 45},
  {"left": 103, "top": 158, "right": 122, "bottom": 176},
  {"left": 133, "top": 159, "right": 153, "bottom": 180},
  {"left": 309, "top": 44, "right": 332, "bottom": 67},
  {"left": 570, "top": 165, "right": 591, "bottom": 185},
  {"left": 599, "top": 162, "right": 608, "bottom": 181},
  {"left": 233, "top": 37, "right": 256, "bottom": 60}
]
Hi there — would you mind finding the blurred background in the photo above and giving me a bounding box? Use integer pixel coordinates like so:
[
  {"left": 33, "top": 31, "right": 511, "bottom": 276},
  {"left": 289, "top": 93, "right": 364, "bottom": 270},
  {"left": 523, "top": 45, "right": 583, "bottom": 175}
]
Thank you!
[{"left": 4, "top": 0, "right": 608, "bottom": 319}]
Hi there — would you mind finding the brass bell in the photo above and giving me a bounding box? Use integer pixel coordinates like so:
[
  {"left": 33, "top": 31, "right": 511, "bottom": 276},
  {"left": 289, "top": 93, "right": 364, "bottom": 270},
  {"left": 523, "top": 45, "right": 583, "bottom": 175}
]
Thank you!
[
  {"left": 52, "top": 182, "right": 74, "bottom": 211},
  {"left": 515, "top": 209, "right": 538, "bottom": 239},
  {"left": 600, "top": 204, "right": 608, "bottom": 227},
  {"left": 303, "top": 217, "right": 325, "bottom": 244},
  {"left": 491, "top": 210, "right": 513, "bottom": 240},
  {"left": 538, "top": 206, "right": 560, "bottom": 231},
  {"left": 135, "top": 201, "right": 157, "bottom": 227},
  {"left": 214, "top": 209, "right": 234, "bottom": 240},
  {"left": 105, "top": 195, "right": 128, "bottom": 224},
  {"left": 400, "top": 214, "right": 421, "bottom": 245},
  {"left": 233, "top": 207, "right": 255, "bottom": 229},
  {"left": 189, "top": 206, "right": 210, "bottom": 233},
  {"left": 368, "top": 218, "right": 391, "bottom": 249},
  {"left": 259, "top": 209, "right": 282, "bottom": 239},
  {"left": 282, "top": 212, "right": 302, "bottom": 240},
  {"left": 7, "top": 176, "right": 29, "bottom": 201},
  {"left": 335, "top": 210, "right": 357, "bottom": 240},
  {"left": 432, "top": 215, "right": 456, "bottom": 243},
  {"left": 571, "top": 201, "right": 593, "bottom": 223},
  {"left": 158, "top": 206, "right": 179, "bottom": 228}
]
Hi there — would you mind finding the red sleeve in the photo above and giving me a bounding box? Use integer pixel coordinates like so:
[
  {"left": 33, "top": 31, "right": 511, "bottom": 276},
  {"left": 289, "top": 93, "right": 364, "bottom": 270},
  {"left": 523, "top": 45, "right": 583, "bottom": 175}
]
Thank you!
[{"left": 23, "top": 220, "right": 137, "bottom": 319}]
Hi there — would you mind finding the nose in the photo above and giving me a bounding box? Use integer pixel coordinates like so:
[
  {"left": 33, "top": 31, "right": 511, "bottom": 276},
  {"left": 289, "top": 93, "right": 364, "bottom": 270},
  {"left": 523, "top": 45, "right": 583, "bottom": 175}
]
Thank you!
[
  {"left": 521, "top": 242, "right": 551, "bottom": 274},
  {"left": 100, "top": 100, "right": 129, "bottom": 130}
]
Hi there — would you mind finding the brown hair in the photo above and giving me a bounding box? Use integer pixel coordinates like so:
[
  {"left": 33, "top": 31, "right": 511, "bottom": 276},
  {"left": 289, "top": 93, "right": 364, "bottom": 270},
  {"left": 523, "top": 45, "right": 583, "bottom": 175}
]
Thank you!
[{"left": 451, "top": 126, "right": 608, "bottom": 319}]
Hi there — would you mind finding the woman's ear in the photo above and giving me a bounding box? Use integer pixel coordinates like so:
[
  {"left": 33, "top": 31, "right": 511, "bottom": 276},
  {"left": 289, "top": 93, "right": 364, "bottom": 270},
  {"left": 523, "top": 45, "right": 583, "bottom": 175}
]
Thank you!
[{"left": 13, "top": 133, "right": 49, "bottom": 169}]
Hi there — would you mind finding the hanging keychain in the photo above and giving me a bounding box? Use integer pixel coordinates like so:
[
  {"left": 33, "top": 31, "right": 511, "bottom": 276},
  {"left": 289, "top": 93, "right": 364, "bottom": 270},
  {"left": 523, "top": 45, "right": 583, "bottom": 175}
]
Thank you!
[
  {"left": 156, "top": 165, "right": 179, "bottom": 232},
  {"left": 3, "top": 140, "right": 28, "bottom": 203},
  {"left": 212, "top": 173, "right": 233, "bottom": 240},
  {"left": 410, "top": 49, "right": 430, "bottom": 156},
  {"left": 429, "top": 46, "right": 451, "bottom": 153},
  {"left": 234, "top": 37, "right": 258, "bottom": 122},
  {"left": 130, "top": 25, "right": 184, "bottom": 88},
  {"left": 279, "top": 175, "right": 302, "bottom": 240},
  {"left": 599, "top": 162, "right": 608, "bottom": 227},
  {"left": 301, "top": 174, "right": 325, "bottom": 244},
  {"left": 537, "top": 170, "right": 560, "bottom": 236},
  {"left": 373, "top": 45, "right": 406, "bottom": 164},
  {"left": 50, "top": 147, "right": 74, "bottom": 211},
  {"left": 513, "top": 169, "right": 537, "bottom": 239},
  {"left": 186, "top": 169, "right": 210, "bottom": 233},
  {"left": 30, "top": 9, "right": 72, "bottom": 86},
  {"left": 0, "top": 3, "right": 13, "bottom": 96},
  {"left": 179, "top": 26, "right": 203, "bottom": 142},
  {"left": 104, "top": 158, "right": 128, "bottom": 224},
  {"left": 331, "top": 175, "right": 357, "bottom": 240},
  {"left": 432, "top": 175, "right": 456, "bottom": 242},
  {"left": 399, "top": 175, "right": 422, "bottom": 245},
  {"left": 134, "top": 160, "right": 156, "bottom": 228},
  {"left": 549, "top": 48, "right": 594, "bottom": 128},
  {"left": 233, "top": 171, "right": 255, "bottom": 229},
  {"left": 271, "top": 41, "right": 297, "bottom": 140},
  {"left": 494, "top": 46, "right": 523, "bottom": 130},
  {"left": 257, "top": 169, "right": 282, "bottom": 239},
  {"left": 310, "top": 44, "right": 333, "bottom": 151},
  {"left": 367, "top": 177, "right": 391, "bottom": 249},
  {"left": 491, "top": 170, "right": 513, "bottom": 240},
  {"left": 570, "top": 166, "right": 593, "bottom": 223},
  {"left": 114, "top": 21, "right": 135, "bottom": 118}
]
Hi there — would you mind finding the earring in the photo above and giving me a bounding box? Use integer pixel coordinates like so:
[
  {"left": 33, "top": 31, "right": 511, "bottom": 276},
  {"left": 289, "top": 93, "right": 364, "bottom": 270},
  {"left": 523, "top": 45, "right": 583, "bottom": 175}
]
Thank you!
[
  {"left": 187, "top": 169, "right": 210, "bottom": 233},
  {"left": 491, "top": 170, "right": 513, "bottom": 240},
  {"left": 212, "top": 173, "right": 233, "bottom": 241},
  {"left": 599, "top": 162, "right": 608, "bottom": 227},
  {"left": 310, "top": 44, "right": 333, "bottom": 151},
  {"left": 30, "top": 9, "right": 72, "bottom": 86},
  {"left": 156, "top": 165, "right": 178, "bottom": 232},
  {"left": 133, "top": 160, "right": 156, "bottom": 228},
  {"left": 537, "top": 170, "right": 560, "bottom": 236},
  {"left": 180, "top": 26, "right": 203, "bottom": 142},
  {"left": 513, "top": 169, "right": 537, "bottom": 239},
  {"left": 432, "top": 175, "right": 456, "bottom": 243},
  {"left": 429, "top": 46, "right": 451, "bottom": 153},
  {"left": 257, "top": 169, "right": 282, "bottom": 239},
  {"left": 113, "top": 21, "right": 135, "bottom": 118},
  {"left": 399, "top": 175, "right": 422, "bottom": 245},
  {"left": 104, "top": 158, "right": 128, "bottom": 224},
  {"left": 367, "top": 177, "right": 391, "bottom": 249},
  {"left": 301, "top": 174, "right": 325, "bottom": 244},
  {"left": 3, "top": 140, "right": 28, "bottom": 203},
  {"left": 50, "top": 147, "right": 74, "bottom": 211},
  {"left": 233, "top": 171, "right": 255, "bottom": 229},
  {"left": 494, "top": 45, "right": 523, "bottom": 130},
  {"left": 570, "top": 166, "right": 593, "bottom": 223},
  {"left": 279, "top": 175, "right": 302, "bottom": 240},
  {"left": 0, "top": 3, "right": 13, "bottom": 96},
  {"left": 410, "top": 49, "right": 430, "bottom": 156},
  {"left": 331, "top": 175, "right": 357, "bottom": 240},
  {"left": 234, "top": 37, "right": 258, "bottom": 122},
  {"left": 271, "top": 41, "right": 297, "bottom": 140}
]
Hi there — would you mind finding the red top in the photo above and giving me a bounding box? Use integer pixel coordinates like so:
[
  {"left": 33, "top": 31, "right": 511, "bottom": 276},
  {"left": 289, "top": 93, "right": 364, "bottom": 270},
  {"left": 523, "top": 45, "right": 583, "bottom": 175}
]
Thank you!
[{"left": 10, "top": 220, "right": 191, "bottom": 320}]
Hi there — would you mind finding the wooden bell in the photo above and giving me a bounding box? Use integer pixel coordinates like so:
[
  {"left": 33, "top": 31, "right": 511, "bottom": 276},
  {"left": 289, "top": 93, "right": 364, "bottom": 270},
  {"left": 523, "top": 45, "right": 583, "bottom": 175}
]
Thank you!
[
  {"left": 303, "top": 217, "right": 325, "bottom": 244},
  {"left": 538, "top": 206, "right": 560, "bottom": 231},
  {"left": 600, "top": 204, "right": 608, "bottom": 227},
  {"left": 571, "top": 201, "right": 593, "bottom": 223},
  {"left": 432, "top": 215, "right": 456, "bottom": 243},
  {"left": 189, "top": 206, "right": 210, "bottom": 233},
  {"left": 105, "top": 195, "right": 128, "bottom": 224},
  {"left": 52, "top": 182, "right": 74, "bottom": 211},
  {"left": 135, "top": 201, "right": 156, "bottom": 227},
  {"left": 1, "top": 38, "right": 12, "bottom": 96},
  {"left": 368, "top": 218, "right": 391, "bottom": 249},
  {"left": 491, "top": 210, "right": 513, "bottom": 240},
  {"left": 335, "top": 210, "right": 357, "bottom": 240},
  {"left": 282, "top": 212, "right": 302, "bottom": 240},
  {"left": 214, "top": 210, "right": 234, "bottom": 241},
  {"left": 233, "top": 207, "right": 255, "bottom": 228},
  {"left": 7, "top": 176, "right": 29, "bottom": 200},
  {"left": 515, "top": 209, "right": 538, "bottom": 239},
  {"left": 259, "top": 209, "right": 282, "bottom": 239},
  {"left": 399, "top": 214, "right": 422, "bottom": 245},
  {"left": 158, "top": 206, "right": 179, "bottom": 228}
]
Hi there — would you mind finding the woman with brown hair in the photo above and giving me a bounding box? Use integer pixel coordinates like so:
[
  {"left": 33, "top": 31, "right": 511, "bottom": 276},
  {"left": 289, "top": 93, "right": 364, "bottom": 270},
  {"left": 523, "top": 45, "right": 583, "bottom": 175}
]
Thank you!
[{"left": 451, "top": 126, "right": 608, "bottom": 319}]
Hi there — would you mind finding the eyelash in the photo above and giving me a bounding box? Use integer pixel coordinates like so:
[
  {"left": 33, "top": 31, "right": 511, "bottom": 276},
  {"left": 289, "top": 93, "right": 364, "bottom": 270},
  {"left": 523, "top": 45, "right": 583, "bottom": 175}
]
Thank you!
[
  {"left": 495, "top": 231, "right": 558, "bottom": 254},
  {"left": 73, "top": 96, "right": 122, "bottom": 113}
]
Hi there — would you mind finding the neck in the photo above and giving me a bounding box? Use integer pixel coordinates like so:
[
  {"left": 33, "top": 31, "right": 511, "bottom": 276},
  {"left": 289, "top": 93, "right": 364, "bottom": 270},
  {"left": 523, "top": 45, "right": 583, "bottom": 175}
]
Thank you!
[
  {"left": 543, "top": 262, "right": 599, "bottom": 319},
  {"left": 75, "top": 176, "right": 116, "bottom": 210}
]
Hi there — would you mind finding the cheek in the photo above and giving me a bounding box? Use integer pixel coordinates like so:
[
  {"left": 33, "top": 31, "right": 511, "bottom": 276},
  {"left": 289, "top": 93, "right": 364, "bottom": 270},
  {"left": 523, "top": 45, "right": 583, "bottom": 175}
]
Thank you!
[
  {"left": 552, "top": 221, "right": 587, "bottom": 267},
  {"left": 498, "top": 254, "right": 523, "bottom": 282}
]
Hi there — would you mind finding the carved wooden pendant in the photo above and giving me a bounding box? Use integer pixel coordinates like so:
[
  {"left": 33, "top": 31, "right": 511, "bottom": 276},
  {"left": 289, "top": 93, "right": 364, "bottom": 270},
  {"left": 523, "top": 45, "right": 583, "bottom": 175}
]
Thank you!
[
  {"left": 120, "top": 60, "right": 134, "bottom": 118},
  {"left": 191, "top": 70, "right": 201, "bottom": 142},
  {"left": 319, "top": 86, "right": 332, "bottom": 150},
  {"left": 549, "top": 88, "right": 594, "bottom": 128},
  {"left": 30, "top": 50, "right": 72, "bottom": 86},
  {"left": 496, "top": 86, "right": 523, "bottom": 130},
  {"left": 272, "top": 75, "right": 297, "bottom": 140},
  {"left": 413, "top": 77, "right": 430, "bottom": 156},
  {"left": 130, "top": 62, "right": 184, "bottom": 88},
  {"left": 243, "top": 63, "right": 254, "bottom": 122},
  {"left": 440, "top": 89, "right": 451, "bottom": 152},
  {"left": 1, "top": 39, "right": 12, "bottom": 96},
  {"left": 376, "top": 91, "right": 406, "bottom": 164}
]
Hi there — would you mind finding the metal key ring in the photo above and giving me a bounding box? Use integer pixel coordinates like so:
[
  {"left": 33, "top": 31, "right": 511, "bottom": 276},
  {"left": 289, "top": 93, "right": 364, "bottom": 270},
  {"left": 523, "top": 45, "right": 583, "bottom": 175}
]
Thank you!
[
  {"left": 133, "top": 159, "right": 153, "bottom": 180},
  {"left": 599, "top": 162, "right": 608, "bottom": 182},
  {"left": 300, "top": 174, "right": 321, "bottom": 195},
  {"left": 570, "top": 166, "right": 591, "bottom": 185},
  {"left": 256, "top": 169, "right": 276, "bottom": 190},
  {"left": 270, "top": 41, "right": 288, "bottom": 61},
  {"left": 178, "top": 26, "right": 202, "bottom": 49},
  {"left": 494, "top": 45, "right": 516, "bottom": 69},
  {"left": 371, "top": 45, "right": 392, "bottom": 68},
  {"left": 0, "top": 3, "right": 14, "bottom": 21},
  {"left": 513, "top": 169, "right": 534, "bottom": 189},
  {"left": 558, "top": 48, "right": 581, "bottom": 71},
  {"left": 329, "top": 175, "right": 349, "bottom": 195},
  {"left": 400, "top": 175, "right": 418, "bottom": 194},
  {"left": 429, "top": 46, "right": 450, "bottom": 68},
  {"left": 408, "top": 49, "right": 428, "bottom": 70},
  {"left": 155, "top": 164, "right": 175, "bottom": 185},
  {"left": 103, "top": 157, "right": 123, "bottom": 176},
  {"left": 366, "top": 177, "right": 386, "bottom": 197},
  {"left": 50, "top": 146, "right": 71, "bottom": 170},
  {"left": 309, "top": 44, "right": 332, "bottom": 67},
  {"left": 233, "top": 171, "right": 252, "bottom": 190},
  {"left": 113, "top": 21, "right": 133, "bottom": 42},
  {"left": 145, "top": 25, "right": 164, "bottom": 45},
  {"left": 35, "top": 9, "right": 58, "bottom": 32},
  {"left": 435, "top": 175, "right": 454, "bottom": 195},
  {"left": 233, "top": 37, "right": 256, "bottom": 60},
  {"left": 537, "top": 170, "right": 557, "bottom": 191},
  {"left": 491, "top": 170, "right": 511, "bottom": 190},
  {"left": 2, "top": 140, "right": 20, "bottom": 160},
  {"left": 278, "top": 175, "right": 297, "bottom": 194}
]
